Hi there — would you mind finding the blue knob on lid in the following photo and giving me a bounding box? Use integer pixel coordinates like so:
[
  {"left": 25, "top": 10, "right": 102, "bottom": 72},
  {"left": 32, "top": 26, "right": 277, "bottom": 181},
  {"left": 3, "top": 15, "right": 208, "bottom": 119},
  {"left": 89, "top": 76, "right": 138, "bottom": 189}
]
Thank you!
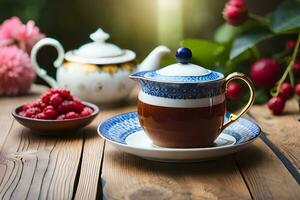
[{"left": 176, "top": 47, "right": 192, "bottom": 64}]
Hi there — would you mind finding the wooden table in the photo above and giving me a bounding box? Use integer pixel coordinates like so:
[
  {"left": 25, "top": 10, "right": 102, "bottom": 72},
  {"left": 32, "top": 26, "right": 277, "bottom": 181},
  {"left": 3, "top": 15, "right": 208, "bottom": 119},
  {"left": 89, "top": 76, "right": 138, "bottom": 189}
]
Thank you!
[{"left": 0, "top": 84, "right": 300, "bottom": 200}]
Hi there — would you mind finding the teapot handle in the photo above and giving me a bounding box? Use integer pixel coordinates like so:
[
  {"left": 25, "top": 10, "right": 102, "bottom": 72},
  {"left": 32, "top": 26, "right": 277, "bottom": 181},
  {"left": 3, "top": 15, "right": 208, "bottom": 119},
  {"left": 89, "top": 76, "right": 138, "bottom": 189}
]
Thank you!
[
  {"left": 221, "top": 72, "right": 255, "bottom": 131},
  {"left": 31, "top": 38, "right": 65, "bottom": 88}
]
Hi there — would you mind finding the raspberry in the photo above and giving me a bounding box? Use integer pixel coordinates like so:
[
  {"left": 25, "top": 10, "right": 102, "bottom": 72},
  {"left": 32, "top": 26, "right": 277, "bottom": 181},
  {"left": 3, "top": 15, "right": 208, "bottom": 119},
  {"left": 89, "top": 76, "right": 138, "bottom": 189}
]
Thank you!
[
  {"left": 43, "top": 106, "right": 57, "bottom": 119},
  {"left": 49, "top": 88, "right": 61, "bottom": 94},
  {"left": 32, "top": 100, "right": 46, "bottom": 110},
  {"left": 20, "top": 89, "right": 87, "bottom": 120},
  {"left": 18, "top": 111, "right": 26, "bottom": 117},
  {"left": 293, "top": 60, "right": 300, "bottom": 75},
  {"left": 49, "top": 93, "right": 63, "bottom": 107},
  {"left": 60, "top": 89, "right": 73, "bottom": 100},
  {"left": 65, "top": 112, "right": 80, "bottom": 119},
  {"left": 22, "top": 103, "right": 33, "bottom": 111},
  {"left": 226, "top": 82, "right": 243, "bottom": 100},
  {"left": 49, "top": 88, "right": 72, "bottom": 100},
  {"left": 73, "top": 99, "right": 84, "bottom": 112},
  {"left": 44, "top": 105, "right": 54, "bottom": 111},
  {"left": 80, "top": 107, "right": 93, "bottom": 117},
  {"left": 25, "top": 107, "right": 41, "bottom": 117},
  {"left": 267, "top": 96, "right": 285, "bottom": 115},
  {"left": 250, "top": 58, "right": 281, "bottom": 88},
  {"left": 36, "top": 113, "right": 47, "bottom": 119},
  {"left": 57, "top": 114, "right": 66, "bottom": 120},
  {"left": 57, "top": 101, "right": 73, "bottom": 114},
  {"left": 41, "top": 91, "right": 52, "bottom": 104},
  {"left": 279, "top": 82, "right": 294, "bottom": 100},
  {"left": 295, "top": 83, "right": 300, "bottom": 96}
]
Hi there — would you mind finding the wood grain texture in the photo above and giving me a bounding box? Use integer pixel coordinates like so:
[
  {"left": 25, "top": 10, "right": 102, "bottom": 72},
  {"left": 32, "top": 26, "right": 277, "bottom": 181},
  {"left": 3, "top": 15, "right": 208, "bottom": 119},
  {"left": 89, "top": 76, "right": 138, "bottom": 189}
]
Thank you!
[
  {"left": 74, "top": 104, "right": 136, "bottom": 200},
  {"left": 235, "top": 139, "right": 300, "bottom": 200},
  {"left": 0, "top": 85, "right": 48, "bottom": 151},
  {"left": 101, "top": 144, "right": 252, "bottom": 200},
  {"left": 0, "top": 85, "right": 84, "bottom": 200},
  {"left": 249, "top": 100, "right": 300, "bottom": 173},
  {"left": 74, "top": 123, "right": 104, "bottom": 200}
]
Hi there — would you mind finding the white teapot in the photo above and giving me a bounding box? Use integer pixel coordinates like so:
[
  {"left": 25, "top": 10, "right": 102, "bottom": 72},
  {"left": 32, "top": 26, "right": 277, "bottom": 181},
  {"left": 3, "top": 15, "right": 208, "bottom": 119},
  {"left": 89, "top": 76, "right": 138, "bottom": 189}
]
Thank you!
[{"left": 31, "top": 28, "right": 170, "bottom": 105}]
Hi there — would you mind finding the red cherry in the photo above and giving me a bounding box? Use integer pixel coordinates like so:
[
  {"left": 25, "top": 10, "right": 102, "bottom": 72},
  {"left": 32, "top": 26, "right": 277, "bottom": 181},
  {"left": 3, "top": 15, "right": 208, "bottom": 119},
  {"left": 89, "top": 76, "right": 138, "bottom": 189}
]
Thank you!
[
  {"left": 295, "top": 83, "right": 300, "bottom": 96},
  {"left": 279, "top": 82, "right": 294, "bottom": 99},
  {"left": 293, "top": 60, "right": 300, "bottom": 75},
  {"left": 267, "top": 96, "right": 285, "bottom": 115},
  {"left": 250, "top": 58, "right": 280, "bottom": 88},
  {"left": 223, "top": 0, "right": 247, "bottom": 26},
  {"left": 285, "top": 40, "right": 296, "bottom": 51},
  {"left": 226, "top": 82, "right": 243, "bottom": 100}
]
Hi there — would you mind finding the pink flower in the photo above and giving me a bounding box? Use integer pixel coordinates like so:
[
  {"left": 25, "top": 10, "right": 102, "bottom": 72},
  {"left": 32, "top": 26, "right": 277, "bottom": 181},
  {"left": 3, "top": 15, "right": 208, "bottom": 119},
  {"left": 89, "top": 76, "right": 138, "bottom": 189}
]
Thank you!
[
  {"left": 0, "top": 46, "right": 35, "bottom": 95},
  {"left": 16, "top": 20, "right": 45, "bottom": 53},
  {"left": 223, "top": 0, "right": 247, "bottom": 26},
  {"left": 0, "top": 17, "right": 45, "bottom": 53},
  {"left": 0, "top": 16, "right": 22, "bottom": 39}
]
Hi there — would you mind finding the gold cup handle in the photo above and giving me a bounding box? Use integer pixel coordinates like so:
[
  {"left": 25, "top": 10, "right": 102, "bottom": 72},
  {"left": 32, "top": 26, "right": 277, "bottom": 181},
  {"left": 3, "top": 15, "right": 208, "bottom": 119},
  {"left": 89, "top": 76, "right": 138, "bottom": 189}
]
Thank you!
[{"left": 221, "top": 72, "right": 255, "bottom": 131}]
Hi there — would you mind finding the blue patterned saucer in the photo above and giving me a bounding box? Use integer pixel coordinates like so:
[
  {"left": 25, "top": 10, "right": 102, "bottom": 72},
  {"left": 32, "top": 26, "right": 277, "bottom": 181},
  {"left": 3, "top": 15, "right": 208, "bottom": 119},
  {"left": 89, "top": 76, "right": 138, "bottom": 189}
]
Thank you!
[{"left": 98, "top": 112, "right": 261, "bottom": 162}]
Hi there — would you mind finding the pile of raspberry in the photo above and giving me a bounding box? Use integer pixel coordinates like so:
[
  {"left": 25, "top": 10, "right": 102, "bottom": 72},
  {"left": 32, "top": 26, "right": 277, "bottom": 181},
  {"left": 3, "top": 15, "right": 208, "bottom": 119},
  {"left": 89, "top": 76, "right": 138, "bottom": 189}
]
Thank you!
[{"left": 18, "top": 89, "right": 93, "bottom": 120}]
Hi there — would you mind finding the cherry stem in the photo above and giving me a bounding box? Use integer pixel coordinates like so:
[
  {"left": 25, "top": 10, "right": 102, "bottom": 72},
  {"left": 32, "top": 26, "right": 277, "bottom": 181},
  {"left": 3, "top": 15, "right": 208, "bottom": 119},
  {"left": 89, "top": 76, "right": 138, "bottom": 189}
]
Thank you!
[
  {"left": 248, "top": 13, "right": 269, "bottom": 25},
  {"left": 271, "top": 32, "right": 300, "bottom": 96},
  {"left": 272, "top": 50, "right": 290, "bottom": 60}
]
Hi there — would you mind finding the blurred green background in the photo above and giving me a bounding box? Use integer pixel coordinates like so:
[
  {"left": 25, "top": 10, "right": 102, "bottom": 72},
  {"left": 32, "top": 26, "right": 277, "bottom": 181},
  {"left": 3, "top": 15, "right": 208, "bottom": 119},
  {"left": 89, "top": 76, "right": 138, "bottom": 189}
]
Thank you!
[{"left": 0, "top": 0, "right": 281, "bottom": 78}]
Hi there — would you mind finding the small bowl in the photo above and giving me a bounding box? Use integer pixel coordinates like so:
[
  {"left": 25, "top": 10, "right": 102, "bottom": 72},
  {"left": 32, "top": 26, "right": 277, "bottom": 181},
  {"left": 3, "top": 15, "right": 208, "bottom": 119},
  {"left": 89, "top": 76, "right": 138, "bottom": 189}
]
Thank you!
[{"left": 12, "top": 101, "right": 99, "bottom": 134}]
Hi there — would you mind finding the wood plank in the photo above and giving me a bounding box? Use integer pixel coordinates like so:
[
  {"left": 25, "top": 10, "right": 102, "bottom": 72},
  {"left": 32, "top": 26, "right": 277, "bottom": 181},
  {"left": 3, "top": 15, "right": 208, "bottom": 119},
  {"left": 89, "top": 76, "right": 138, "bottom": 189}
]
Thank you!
[
  {"left": 249, "top": 100, "right": 300, "bottom": 172},
  {"left": 73, "top": 121, "right": 104, "bottom": 200},
  {"left": 0, "top": 85, "right": 84, "bottom": 200},
  {"left": 74, "top": 105, "right": 136, "bottom": 200},
  {"left": 235, "top": 138, "right": 300, "bottom": 199},
  {"left": 0, "top": 85, "right": 48, "bottom": 151},
  {"left": 101, "top": 144, "right": 252, "bottom": 200}
]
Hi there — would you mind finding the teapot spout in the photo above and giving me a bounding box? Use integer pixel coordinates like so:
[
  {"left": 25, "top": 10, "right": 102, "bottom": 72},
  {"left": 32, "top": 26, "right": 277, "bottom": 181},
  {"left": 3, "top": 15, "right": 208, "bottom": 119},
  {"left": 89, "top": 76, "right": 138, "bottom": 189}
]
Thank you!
[
  {"left": 137, "top": 45, "right": 171, "bottom": 72},
  {"left": 129, "top": 71, "right": 147, "bottom": 81}
]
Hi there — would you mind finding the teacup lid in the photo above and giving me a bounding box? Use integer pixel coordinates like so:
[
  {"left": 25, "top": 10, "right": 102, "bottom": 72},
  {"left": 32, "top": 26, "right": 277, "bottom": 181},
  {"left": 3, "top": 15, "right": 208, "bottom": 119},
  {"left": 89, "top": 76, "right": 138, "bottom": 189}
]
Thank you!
[
  {"left": 65, "top": 28, "right": 136, "bottom": 64},
  {"left": 138, "top": 48, "right": 224, "bottom": 83}
]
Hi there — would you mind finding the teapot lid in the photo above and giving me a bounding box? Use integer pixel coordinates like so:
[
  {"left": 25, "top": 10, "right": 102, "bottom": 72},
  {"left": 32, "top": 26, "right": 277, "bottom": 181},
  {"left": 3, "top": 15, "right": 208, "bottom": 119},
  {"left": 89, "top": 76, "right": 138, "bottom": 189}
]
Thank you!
[
  {"left": 65, "top": 28, "right": 136, "bottom": 64},
  {"left": 135, "top": 47, "right": 224, "bottom": 83}
]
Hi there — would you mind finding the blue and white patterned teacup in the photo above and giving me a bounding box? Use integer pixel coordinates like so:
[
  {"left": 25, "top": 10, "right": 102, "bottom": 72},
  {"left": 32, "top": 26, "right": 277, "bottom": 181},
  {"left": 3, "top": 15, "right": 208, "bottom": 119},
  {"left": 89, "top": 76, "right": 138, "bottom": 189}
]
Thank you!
[{"left": 130, "top": 48, "right": 255, "bottom": 148}]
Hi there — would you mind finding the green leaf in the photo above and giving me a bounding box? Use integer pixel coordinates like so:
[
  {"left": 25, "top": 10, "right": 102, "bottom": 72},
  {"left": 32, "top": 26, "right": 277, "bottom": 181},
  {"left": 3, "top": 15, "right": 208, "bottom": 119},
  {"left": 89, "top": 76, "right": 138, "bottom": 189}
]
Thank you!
[
  {"left": 214, "top": 23, "right": 242, "bottom": 44},
  {"left": 270, "top": 0, "right": 300, "bottom": 33},
  {"left": 214, "top": 22, "right": 263, "bottom": 44},
  {"left": 180, "top": 39, "right": 226, "bottom": 68},
  {"left": 226, "top": 50, "right": 252, "bottom": 69},
  {"left": 230, "top": 28, "right": 273, "bottom": 59}
]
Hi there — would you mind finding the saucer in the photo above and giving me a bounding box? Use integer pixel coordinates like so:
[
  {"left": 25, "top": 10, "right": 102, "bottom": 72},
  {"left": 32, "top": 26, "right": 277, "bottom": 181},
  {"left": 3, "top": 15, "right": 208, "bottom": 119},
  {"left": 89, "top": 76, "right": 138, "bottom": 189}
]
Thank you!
[{"left": 98, "top": 112, "right": 261, "bottom": 162}]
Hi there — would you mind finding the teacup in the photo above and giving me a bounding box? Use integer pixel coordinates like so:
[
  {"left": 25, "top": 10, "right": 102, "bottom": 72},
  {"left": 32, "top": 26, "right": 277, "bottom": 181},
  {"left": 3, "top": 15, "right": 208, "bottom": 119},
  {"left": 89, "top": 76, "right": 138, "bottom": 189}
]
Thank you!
[{"left": 130, "top": 48, "right": 255, "bottom": 148}]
